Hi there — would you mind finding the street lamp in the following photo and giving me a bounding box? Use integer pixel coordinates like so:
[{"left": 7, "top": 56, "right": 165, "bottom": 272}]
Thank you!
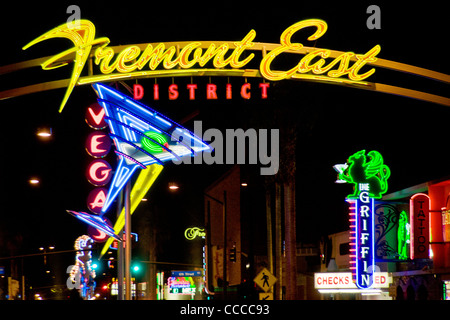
[
  {"left": 29, "top": 178, "right": 40, "bottom": 185},
  {"left": 168, "top": 182, "right": 179, "bottom": 190},
  {"left": 39, "top": 246, "right": 55, "bottom": 265},
  {"left": 36, "top": 127, "right": 52, "bottom": 138}
]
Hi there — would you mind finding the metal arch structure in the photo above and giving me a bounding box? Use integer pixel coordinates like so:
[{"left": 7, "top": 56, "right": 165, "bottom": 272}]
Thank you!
[{"left": 0, "top": 19, "right": 449, "bottom": 109}]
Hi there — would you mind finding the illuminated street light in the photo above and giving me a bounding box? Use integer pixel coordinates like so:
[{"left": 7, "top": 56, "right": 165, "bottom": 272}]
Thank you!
[
  {"left": 29, "top": 178, "right": 40, "bottom": 185},
  {"left": 37, "top": 127, "right": 52, "bottom": 138},
  {"left": 168, "top": 182, "right": 179, "bottom": 190},
  {"left": 39, "top": 246, "right": 55, "bottom": 265},
  {"left": 241, "top": 182, "right": 248, "bottom": 187}
]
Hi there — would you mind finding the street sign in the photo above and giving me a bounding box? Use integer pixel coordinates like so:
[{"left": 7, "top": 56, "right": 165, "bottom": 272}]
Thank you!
[
  {"left": 254, "top": 268, "right": 277, "bottom": 292},
  {"left": 0, "top": 266, "right": 4, "bottom": 275},
  {"left": 172, "top": 270, "right": 202, "bottom": 277},
  {"left": 110, "top": 232, "right": 138, "bottom": 249}
]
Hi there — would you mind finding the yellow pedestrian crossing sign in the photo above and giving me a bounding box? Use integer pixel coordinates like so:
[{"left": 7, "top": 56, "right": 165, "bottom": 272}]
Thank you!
[{"left": 254, "top": 268, "right": 277, "bottom": 292}]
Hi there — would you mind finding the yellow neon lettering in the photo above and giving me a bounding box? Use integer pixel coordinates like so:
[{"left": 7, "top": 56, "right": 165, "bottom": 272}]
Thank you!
[
  {"left": 24, "top": 19, "right": 380, "bottom": 112},
  {"left": 137, "top": 43, "right": 178, "bottom": 70},
  {"left": 260, "top": 19, "right": 328, "bottom": 80},
  {"left": 22, "top": 20, "right": 109, "bottom": 112},
  {"left": 179, "top": 42, "right": 203, "bottom": 68},
  {"left": 116, "top": 45, "right": 141, "bottom": 73},
  {"left": 260, "top": 19, "right": 380, "bottom": 82},
  {"left": 95, "top": 46, "right": 118, "bottom": 74},
  {"left": 135, "top": 44, "right": 160, "bottom": 70},
  {"left": 348, "top": 45, "right": 381, "bottom": 81},
  {"left": 230, "top": 30, "right": 256, "bottom": 68},
  {"left": 321, "top": 52, "right": 355, "bottom": 77},
  {"left": 297, "top": 49, "right": 330, "bottom": 73}
]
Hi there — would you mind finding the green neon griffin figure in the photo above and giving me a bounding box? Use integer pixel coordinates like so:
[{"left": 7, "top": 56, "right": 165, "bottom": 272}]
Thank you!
[{"left": 338, "top": 150, "right": 391, "bottom": 199}]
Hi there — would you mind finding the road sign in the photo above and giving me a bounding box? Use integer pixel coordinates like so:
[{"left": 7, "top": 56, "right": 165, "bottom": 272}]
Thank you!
[
  {"left": 254, "top": 268, "right": 277, "bottom": 292},
  {"left": 259, "top": 292, "right": 274, "bottom": 300},
  {"left": 172, "top": 270, "right": 202, "bottom": 277}
]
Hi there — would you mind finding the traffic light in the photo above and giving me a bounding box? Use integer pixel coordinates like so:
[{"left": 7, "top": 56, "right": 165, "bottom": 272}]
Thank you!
[
  {"left": 132, "top": 263, "right": 141, "bottom": 273},
  {"left": 92, "top": 262, "right": 100, "bottom": 272},
  {"left": 230, "top": 246, "right": 236, "bottom": 262}
]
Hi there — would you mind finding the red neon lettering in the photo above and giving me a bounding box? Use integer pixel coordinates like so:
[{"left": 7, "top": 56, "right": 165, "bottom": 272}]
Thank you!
[
  {"left": 91, "top": 134, "right": 106, "bottom": 153},
  {"left": 207, "top": 84, "right": 217, "bottom": 99},
  {"left": 226, "top": 83, "right": 232, "bottom": 99},
  {"left": 133, "top": 84, "right": 144, "bottom": 100},
  {"left": 168, "top": 84, "right": 179, "bottom": 100},
  {"left": 87, "top": 188, "right": 107, "bottom": 213},
  {"left": 153, "top": 84, "right": 160, "bottom": 100},
  {"left": 88, "top": 160, "right": 112, "bottom": 185},
  {"left": 187, "top": 84, "right": 197, "bottom": 100},
  {"left": 91, "top": 228, "right": 107, "bottom": 241},
  {"left": 241, "top": 82, "right": 251, "bottom": 99},
  {"left": 90, "top": 134, "right": 108, "bottom": 153},
  {"left": 87, "top": 106, "right": 105, "bottom": 126},
  {"left": 86, "top": 132, "right": 111, "bottom": 158},
  {"left": 259, "top": 83, "right": 269, "bottom": 99}
]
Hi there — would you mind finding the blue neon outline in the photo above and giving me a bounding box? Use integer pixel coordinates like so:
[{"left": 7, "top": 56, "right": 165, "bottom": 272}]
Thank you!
[
  {"left": 94, "top": 83, "right": 209, "bottom": 151},
  {"left": 109, "top": 133, "right": 164, "bottom": 165},
  {"left": 98, "top": 98, "right": 199, "bottom": 156},
  {"left": 92, "top": 83, "right": 211, "bottom": 214},
  {"left": 67, "top": 210, "right": 121, "bottom": 241},
  {"left": 355, "top": 197, "right": 375, "bottom": 289},
  {"left": 114, "top": 150, "right": 146, "bottom": 169},
  {"left": 104, "top": 115, "right": 181, "bottom": 161},
  {"left": 100, "top": 157, "right": 140, "bottom": 214}
]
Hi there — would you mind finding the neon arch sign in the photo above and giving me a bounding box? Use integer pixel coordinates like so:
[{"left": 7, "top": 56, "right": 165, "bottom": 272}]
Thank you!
[{"left": 1, "top": 18, "right": 447, "bottom": 111}]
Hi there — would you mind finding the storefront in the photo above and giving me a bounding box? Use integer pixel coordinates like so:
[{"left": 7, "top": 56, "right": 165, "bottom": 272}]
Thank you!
[
  {"left": 382, "top": 176, "right": 450, "bottom": 300},
  {"left": 314, "top": 272, "right": 392, "bottom": 300}
]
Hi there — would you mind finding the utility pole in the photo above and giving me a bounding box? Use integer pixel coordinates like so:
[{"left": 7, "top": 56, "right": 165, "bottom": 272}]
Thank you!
[
  {"left": 223, "top": 190, "right": 227, "bottom": 300},
  {"left": 125, "top": 181, "right": 132, "bottom": 300},
  {"left": 117, "top": 190, "right": 124, "bottom": 300},
  {"left": 275, "top": 182, "right": 282, "bottom": 300}
]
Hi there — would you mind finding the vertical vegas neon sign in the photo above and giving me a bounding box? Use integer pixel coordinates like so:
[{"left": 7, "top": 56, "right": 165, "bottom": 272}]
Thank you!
[
  {"left": 85, "top": 103, "right": 112, "bottom": 215},
  {"left": 335, "top": 150, "right": 390, "bottom": 290}
]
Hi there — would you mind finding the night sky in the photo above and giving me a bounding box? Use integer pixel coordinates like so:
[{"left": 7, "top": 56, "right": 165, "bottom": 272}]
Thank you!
[{"left": 0, "top": 1, "right": 448, "bottom": 272}]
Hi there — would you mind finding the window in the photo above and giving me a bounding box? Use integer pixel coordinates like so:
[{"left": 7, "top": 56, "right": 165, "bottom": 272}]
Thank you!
[{"left": 339, "top": 242, "right": 350, "bottom": 256}]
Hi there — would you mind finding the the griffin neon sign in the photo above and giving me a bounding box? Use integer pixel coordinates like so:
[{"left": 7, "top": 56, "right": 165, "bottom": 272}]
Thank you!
[
  {"left": 337, "top": 150, "right": 390, "bottom": 199},
  {"left": 22, "top": 19, "right": 381, "bottom": 112},
  {"left": 336, "top": 150, "right": 390, "bottom": 290}
]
